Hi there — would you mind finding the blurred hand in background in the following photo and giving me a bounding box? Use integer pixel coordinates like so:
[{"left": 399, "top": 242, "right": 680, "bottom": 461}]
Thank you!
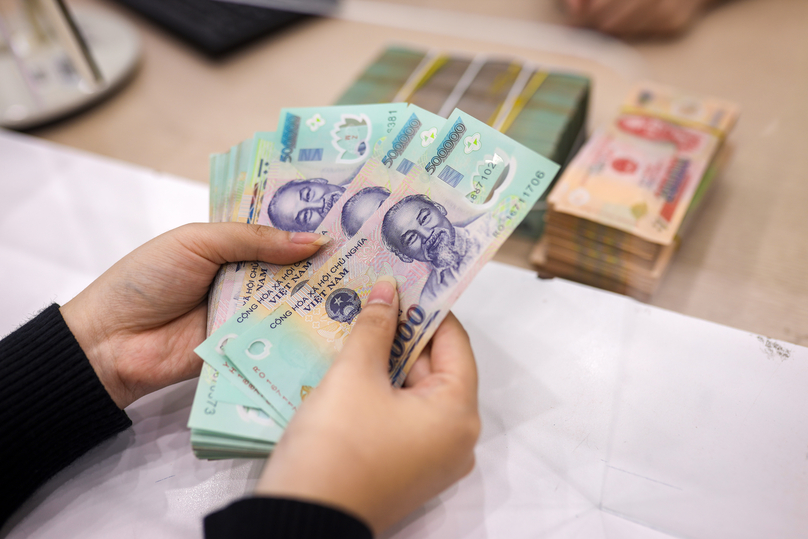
[{"left": 563, "top": 0, "right": 720, "bottom": 38}]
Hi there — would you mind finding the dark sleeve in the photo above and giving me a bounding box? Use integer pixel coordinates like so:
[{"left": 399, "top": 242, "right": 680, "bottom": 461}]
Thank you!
[
  {"left": 205, "top": 497, "right": 373, "bottom": 539},
  {"left": 0, "top": 304, "right": 132, "bottom": 526}
]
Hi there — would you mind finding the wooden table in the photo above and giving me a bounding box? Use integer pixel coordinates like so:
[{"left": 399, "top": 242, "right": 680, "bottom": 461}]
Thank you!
[{"left": 29, "top": 0, "right": 808, "bottom": 345}]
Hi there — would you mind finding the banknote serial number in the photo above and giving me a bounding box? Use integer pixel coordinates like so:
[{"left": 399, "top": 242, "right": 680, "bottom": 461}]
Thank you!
[
  {"left": 386, "top": 111, "right": 398, "bottom": 134},
  {"left": 518, "top": 169, "right": 547, "bottom": 199},
  {"left": 204, "top": 388, "right": 218, "bottom": 415}
]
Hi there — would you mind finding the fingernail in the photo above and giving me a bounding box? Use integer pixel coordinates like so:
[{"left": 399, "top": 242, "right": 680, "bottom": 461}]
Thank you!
[
  {"left": 366, "top": 275, "right": 398, "bottom": 306},
  {"left": 289, "top": 232, "right": 332, "bottom": 246}
]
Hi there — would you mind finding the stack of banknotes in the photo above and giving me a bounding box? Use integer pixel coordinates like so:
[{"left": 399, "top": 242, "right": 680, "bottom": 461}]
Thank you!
[
  {"left": 188, "top": 102, "right": 560, "bottom": 459},
  {"left": 530, "top": 82, "right": 739, "bottom": 301},
  {"left": 335, "top": 46, "right": 590, "bottom": 238}
]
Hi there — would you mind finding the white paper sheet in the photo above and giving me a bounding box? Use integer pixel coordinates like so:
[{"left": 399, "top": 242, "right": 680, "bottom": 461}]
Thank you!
[
  {"left": 0, "top": 128, "right": 209, "bottom": 334},
  {"left": 1, "top": 130, "right": 805, "bottom": 538}
]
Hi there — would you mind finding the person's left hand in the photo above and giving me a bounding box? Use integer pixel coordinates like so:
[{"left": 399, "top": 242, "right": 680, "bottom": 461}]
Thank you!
[{"left": 60, "top": 223, "right": 327, "bottom": 409}]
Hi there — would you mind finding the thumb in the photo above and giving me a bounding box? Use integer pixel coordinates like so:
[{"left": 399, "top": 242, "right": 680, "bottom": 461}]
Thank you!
[
  {"left": 172, "top": 222, "right": 330, "bottom": 266},
  {"left": 330, "top": 276, "right": 400, "bottom": 381}
]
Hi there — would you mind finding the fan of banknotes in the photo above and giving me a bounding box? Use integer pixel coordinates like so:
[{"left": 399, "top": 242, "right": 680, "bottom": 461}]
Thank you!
[
  {"left": 188, "top": 103, "right": 561, "bottom": 459},
  {"left": 530, "top": 82, "right": 739, "bottom": 301}
]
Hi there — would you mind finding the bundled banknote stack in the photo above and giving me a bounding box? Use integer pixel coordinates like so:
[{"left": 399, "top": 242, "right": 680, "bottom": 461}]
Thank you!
[
  {"left": 188, "top": 102, "right": 560, "bottom": 459},
  {"left": 336, "top": 46, "right": 590, "bottom": 238},
  {"left": 530, "top": 82, "right": 739, "bottom": 301}
]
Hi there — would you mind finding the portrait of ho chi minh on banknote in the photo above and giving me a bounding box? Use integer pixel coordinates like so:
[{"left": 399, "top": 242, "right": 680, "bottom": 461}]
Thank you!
[
  {"left": 341, "top": 185, "right": 391, "bottom": 238},
  {"left": 379, "top": 193, "right": 483, "bottom": 305},
  {"left": 265, "top": 177, "right": 349, "bottom": 233}
]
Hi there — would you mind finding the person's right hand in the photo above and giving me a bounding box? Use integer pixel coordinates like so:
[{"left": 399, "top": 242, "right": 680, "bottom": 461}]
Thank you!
[
  {"left": 563, "top": 0, "right": 716, "bottom": 38},
  {"left": 254, "top": 277, "right": 481, "bottom": 535}
]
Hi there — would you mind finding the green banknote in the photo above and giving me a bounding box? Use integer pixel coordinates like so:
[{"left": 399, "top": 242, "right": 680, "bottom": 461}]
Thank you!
[
  {"left": 187, "top": 363, "right": 282, "bottom": 459},
  {"left": 420, "top": 109, "right": 522, "bottom": 204},
  {"left": 193, "top": 104, "right": 560, "bottom": 451}
]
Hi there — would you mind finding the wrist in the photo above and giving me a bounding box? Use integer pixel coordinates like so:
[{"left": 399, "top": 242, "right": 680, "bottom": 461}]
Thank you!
[
  {"left": 60, "top": 299, "right": 130, "bottom": 409},
  {"left": 255, "top": 437, "right": 385, "bottom": 534}
]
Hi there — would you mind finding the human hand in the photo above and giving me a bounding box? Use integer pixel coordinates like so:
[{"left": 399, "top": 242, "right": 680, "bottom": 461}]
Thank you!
[
  {"left": 563, "top": 0, "right": 716, "bottom": 37},
  {"left": 60, "top": 223, "right": 327, "bottom": 409},
  {"left": 254, "top": 277, "right": 481, "bottom": 535}
]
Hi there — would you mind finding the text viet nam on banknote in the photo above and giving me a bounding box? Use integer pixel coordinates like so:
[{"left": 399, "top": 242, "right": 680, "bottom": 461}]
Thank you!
[{"left": 216, "top": 120, "right": 559, "bottom": 422}]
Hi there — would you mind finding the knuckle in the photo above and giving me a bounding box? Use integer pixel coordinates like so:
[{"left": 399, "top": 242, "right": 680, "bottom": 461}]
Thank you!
[
  {"left": 250, "top": 224, "right": 279, "bottom": 240},
  {"left": 249, "top": 225, "right": 286, "bottom": 260},
  {"left": 170, "top": 223, "right": 205, "bottom": 252},
  {"left": 173, "top": 222, "right": 199, "bottom": 241}
]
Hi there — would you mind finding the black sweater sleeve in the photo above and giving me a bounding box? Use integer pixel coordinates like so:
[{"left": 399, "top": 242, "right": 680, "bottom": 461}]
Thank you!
[
  {"left": 0, "top": 305, "right": 373, "bottom": 538},
  {"left": 205, "top": 497, "right": 373, "bottom": 539},
  {"left": 0, "top": 304, "right": 132, "bottom": 526}
]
